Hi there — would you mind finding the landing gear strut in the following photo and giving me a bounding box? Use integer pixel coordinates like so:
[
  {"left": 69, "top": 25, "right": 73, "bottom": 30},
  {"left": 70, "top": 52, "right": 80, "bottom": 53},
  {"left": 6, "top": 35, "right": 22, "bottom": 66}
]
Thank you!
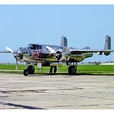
[
  {"left": 49, "top": 66, "right": 57, "bottom": 75},
  {"left": 23, "top": 65, "right": 35, "bottom": 76}
]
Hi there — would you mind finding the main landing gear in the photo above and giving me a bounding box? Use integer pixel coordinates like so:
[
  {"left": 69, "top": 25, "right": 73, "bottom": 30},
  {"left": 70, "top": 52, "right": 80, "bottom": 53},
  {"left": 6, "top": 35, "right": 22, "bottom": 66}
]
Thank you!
[
  {"left": 23, "top": 65, "right": 35, "bottom": 76},
  {"left": 49, "top": 66, "right": 57, "bottom": 75},
  {"left": 49, "top": 62, "right": 77, "bottom": 75},
  {"left": 68, "top": 65, "right": 77, "bottom": 75},
  {"left": 68, "top": 62, "right": 77, "bottom": 75}
]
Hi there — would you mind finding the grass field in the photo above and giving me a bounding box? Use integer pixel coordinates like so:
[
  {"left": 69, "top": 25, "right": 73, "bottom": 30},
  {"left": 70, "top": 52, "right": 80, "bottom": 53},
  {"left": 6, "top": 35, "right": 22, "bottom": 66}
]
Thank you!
[{"left": 0, "top": 64, "right": 114, "bottom": 74}]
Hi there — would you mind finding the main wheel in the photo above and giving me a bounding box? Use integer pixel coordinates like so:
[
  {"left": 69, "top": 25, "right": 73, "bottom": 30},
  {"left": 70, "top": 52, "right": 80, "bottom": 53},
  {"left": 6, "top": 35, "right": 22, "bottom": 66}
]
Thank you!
[
  {"left": 68, "top": 66, "right": 77, "bottom": 75},
  {"left": 23, "top": 69, "right": 29, "bottom": 76},
  {"left": 27, "top": 65, "right": 35, "bottom": 74}
]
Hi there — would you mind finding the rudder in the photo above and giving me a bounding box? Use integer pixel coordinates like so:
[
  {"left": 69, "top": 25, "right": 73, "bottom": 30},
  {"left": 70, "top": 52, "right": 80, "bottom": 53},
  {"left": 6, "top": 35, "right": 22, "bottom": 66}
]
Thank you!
[
  {"left": 61, "top": 36, "right": 67, "bottom": 48},
  {"left": 104, "top": 35, "right": 111, "bottom": 55}
]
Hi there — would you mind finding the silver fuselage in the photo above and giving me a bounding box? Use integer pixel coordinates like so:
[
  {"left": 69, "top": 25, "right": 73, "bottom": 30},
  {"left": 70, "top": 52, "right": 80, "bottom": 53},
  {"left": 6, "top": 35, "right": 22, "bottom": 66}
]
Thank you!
[{"left": 14, "top": 44, "right": 93, "bottom": 64}]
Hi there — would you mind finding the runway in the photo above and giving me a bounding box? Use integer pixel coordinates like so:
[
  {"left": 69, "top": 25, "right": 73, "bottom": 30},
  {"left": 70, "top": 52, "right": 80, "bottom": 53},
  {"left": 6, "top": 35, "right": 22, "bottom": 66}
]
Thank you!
[{"left": 0, "top": 73, "right": 114, "bottom": 109}]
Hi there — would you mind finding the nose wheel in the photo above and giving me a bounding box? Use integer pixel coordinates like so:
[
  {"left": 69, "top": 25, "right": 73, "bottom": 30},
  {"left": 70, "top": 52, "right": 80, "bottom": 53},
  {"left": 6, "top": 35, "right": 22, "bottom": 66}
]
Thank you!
[{"left": 23, "top": 65, "right": 35, "bottom": 76}]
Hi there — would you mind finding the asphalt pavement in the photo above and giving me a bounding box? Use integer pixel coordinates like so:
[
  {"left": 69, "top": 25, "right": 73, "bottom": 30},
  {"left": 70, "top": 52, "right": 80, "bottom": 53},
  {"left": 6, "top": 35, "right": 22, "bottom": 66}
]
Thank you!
[{"left": 0, "top": 73, "right": 114, "bottom": 109}]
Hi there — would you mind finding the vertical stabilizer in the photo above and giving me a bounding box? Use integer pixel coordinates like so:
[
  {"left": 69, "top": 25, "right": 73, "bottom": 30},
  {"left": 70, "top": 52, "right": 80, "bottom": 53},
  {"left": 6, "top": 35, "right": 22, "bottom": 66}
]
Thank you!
[
  {"left": 61, "top": 36, "right": 67, "bottom": 47},
  {"left": 104, "top": 35, "right": 111, "bottom": 55},
  {"left": 104, "top": 35, "right": 111, "bottom": 50}
]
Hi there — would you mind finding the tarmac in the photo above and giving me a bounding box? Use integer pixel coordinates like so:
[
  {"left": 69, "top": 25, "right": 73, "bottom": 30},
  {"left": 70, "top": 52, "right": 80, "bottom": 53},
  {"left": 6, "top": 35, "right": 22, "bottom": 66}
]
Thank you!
[{"left": 0, "top": 73, "right": 114, "bottom": 109}]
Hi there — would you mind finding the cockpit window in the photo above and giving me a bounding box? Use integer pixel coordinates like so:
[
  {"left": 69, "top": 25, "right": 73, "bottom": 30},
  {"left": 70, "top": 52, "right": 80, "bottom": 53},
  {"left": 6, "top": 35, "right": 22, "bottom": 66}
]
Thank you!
[{"left": 29, "top": 44, "right": 42, "bottom": 50}]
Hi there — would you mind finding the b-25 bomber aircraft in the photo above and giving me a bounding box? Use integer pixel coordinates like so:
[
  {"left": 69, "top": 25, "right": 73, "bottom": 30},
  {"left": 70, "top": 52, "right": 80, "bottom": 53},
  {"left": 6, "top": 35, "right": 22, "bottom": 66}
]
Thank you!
[{"left": 0, "top": 35, "right": 114, "bottom": 76}]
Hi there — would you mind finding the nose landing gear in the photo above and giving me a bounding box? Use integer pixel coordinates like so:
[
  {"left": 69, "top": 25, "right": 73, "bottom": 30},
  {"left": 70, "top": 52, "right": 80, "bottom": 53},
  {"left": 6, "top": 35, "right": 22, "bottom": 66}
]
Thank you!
[{"left": 23, "top": 65, "right": 35, "bottom": 76}]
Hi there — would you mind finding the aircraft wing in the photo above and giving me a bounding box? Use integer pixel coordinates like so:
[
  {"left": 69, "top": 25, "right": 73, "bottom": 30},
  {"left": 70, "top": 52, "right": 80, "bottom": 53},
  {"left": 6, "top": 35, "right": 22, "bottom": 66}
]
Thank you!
[
  {"left": 70, "top": 49, "right": 114, "bottom": 54},
  {"left": 0, "top": 51, "right": 11, "bottom": 53}
]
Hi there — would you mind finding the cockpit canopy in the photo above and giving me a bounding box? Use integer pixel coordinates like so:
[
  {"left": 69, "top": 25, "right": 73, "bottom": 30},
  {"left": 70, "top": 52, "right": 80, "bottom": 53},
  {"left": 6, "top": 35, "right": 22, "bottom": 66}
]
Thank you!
[{"left": 28, "top": 44, "right": 42, "bottom": 50}]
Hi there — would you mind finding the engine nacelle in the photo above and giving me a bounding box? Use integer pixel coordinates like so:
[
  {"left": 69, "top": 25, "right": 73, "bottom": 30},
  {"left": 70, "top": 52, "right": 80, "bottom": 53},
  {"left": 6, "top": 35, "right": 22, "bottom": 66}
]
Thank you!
[
  {"left": 104, "top": 52, "right": 110, "bottom": 56},
  {"left": 14, "top": 53, "right": 23, "bottom": 60},
  {"left": 97, "top": 52, "right": 102, "bottom": 55},
  {"left": 55, "top": 51, "right": 62, "bottom": 61}
]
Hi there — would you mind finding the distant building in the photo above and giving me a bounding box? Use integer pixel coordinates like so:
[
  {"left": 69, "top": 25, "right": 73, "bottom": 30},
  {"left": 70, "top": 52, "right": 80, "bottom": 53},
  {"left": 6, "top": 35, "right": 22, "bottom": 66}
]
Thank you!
[{"left": 100, "top": 63, "right": 114, "bottom": 65}]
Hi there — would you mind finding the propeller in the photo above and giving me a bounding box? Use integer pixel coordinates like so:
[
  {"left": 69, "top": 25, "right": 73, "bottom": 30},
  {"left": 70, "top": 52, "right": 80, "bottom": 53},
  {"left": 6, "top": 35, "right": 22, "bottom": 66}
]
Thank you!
[
  {"left": 5, "top": 47, "right": 14, "bottom": 53},
  {"left": 46, "top": 46, "right": 56, "bottom": 54},
  {"left": 46, "top": 45, "right": 71, "bottom": 61},
  {"left": 61, "top": 47, "right": 71, "bottom": 54},
  {"left": 6, "top": 47, "right": 19, "bottom": 70}
]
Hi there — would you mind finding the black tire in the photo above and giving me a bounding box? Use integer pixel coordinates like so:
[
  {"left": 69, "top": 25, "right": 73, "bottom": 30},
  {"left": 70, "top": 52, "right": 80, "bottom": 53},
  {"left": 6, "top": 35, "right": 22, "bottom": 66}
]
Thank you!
[
  {"left": 27, "top": 65, "right": 35, "bottom": 74},
  {"left": 23, "top": 69, "right": 29, "bottom": 76},
  {"left": 68, "top": 66, "right": 76, "bottom": 75}
]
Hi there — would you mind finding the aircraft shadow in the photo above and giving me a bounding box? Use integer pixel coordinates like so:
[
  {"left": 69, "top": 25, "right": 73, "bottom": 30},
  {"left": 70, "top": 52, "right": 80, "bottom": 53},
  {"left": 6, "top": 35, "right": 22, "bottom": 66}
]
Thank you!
[{"left": 0, "top": 101, "right": 46, "bottom": 110}]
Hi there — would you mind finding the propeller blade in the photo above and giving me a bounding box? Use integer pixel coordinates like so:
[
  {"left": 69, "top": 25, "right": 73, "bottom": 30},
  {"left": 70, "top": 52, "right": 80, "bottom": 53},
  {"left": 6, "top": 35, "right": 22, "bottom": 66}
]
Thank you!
[
  {"left": 5, "top": 47, "right": 14, "bottom": 53},
  {"left": 46, "top": 46, "right": 56, "bottom": 54},
  {"left": 61, "top": 47, "right": 71, "bottom": 54}
]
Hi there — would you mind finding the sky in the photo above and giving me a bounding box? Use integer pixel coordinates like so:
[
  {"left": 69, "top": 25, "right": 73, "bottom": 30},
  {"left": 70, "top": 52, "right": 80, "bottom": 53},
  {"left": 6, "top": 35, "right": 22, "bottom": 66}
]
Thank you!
[{"left": 0, "top": 5, "right": 114, "bottom": 63}]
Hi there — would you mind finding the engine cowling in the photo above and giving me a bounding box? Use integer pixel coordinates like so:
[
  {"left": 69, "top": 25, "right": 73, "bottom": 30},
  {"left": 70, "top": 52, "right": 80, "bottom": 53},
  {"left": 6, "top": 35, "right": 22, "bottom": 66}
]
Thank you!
[
  {"left": 97, "top": 52, "right": 102, "bottom": 55},
  {"left": 14, "top": 53, "right": 23, "bottom": 60},
  {"left": 55, "top": 51, "right": 62, "bottom": 61},
  {"left": 104, "top": 52, "right": 110, "bottom": 56}
]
